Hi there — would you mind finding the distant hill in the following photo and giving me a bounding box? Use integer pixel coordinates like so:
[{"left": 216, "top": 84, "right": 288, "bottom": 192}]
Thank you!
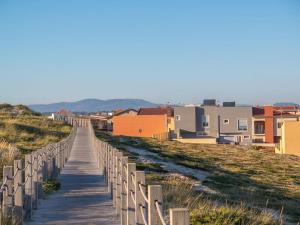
[
  {"left": 28, "top": 98, "right": 159, "bottom": 113},
  {"left": 0, "top": 104, "right": 40, "bottom": 116},
  {"left": 274, "top": 102, "right": 300, "bottom": 108}
]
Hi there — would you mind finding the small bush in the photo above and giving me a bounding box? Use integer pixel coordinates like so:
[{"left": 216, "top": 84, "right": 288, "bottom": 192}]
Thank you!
[{"left": 43, "top": 178, "right": 61, "bottom": 194}]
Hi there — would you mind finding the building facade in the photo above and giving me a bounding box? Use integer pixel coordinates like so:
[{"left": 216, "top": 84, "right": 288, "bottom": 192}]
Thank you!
[
  {"left": 113, "top": 114, "right": 168, "bottom": 138},
  {"left": 174, "top": 105, "right": 253, "bottom": 145},
  {"left": 252, "top": 106, "right": 299, "bottom": 144},
  {"left": 276, "top": 120, "right": 300, "bottom": 157}
]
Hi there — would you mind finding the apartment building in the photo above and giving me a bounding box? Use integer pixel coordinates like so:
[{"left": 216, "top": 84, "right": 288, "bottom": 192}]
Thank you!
[
  {"left": 174, "top": 101, "right": 253, "bottom": 145},
  {"left": 252, "top": 106, "right": 299, "bottom": 144}
]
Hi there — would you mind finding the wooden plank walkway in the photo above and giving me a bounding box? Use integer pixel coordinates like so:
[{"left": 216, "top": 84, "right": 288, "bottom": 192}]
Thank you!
[{"left": 26, "top": 127, "right": 119, "bottom": 225}]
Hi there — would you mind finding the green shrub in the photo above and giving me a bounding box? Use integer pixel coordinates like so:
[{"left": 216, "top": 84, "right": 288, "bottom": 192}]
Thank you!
[{"left": 43, "top": 178, "right": 61, "bottom": 194}]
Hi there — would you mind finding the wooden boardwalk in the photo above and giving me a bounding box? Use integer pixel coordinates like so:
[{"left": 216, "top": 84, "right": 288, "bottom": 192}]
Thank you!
[{"left": 26, "top": 127, "right": 119, "bottom": 225}]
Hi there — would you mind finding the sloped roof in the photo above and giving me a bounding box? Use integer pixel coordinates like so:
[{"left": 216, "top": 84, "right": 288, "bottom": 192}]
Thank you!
[
  {"left": 138, "top": 107, "right": 174, "bottom": 117},
  {"left": 114, "top": 109, "right": 138, "bottom": 116},
  {"left": 56, "top": 109, "right": 74, "bottom": 116}
]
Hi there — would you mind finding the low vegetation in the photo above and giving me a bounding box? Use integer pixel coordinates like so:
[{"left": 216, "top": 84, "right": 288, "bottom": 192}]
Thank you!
[
  {"left": 96, "top": 131, "right": 299, "bottom": 224},
  {"left": 43, "top": 178, "right": 61, "bottom": 194},
  {"left": 163, "top": 176, "right": 280, "bottom": 225},
  {"left": 0, "top": 104, "right": 71, "bottom": 178}
]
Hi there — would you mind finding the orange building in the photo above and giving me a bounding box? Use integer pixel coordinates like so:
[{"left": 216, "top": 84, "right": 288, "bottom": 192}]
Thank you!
[{"left": 113, "top": 115, "right": 168, "bottom": 138}]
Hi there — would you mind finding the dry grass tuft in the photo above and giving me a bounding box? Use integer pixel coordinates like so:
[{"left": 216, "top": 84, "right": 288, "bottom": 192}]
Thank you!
[
  {"left": 96, "top": 131, "right": 300, "bottom": 223},
  {"left": 161, "top": 176, "right": 281, "bottom": 225}
]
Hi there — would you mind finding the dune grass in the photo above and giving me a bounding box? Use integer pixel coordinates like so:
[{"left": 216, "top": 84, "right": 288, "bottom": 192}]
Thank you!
[
  {"left": 96, "top": 131, "right": 299, "bottom": 224},
  {"left": 0, "top": 108, "right": 71, "bottom": 179},
  {"left": 0, "top": 116, "right": 71, "bottom": 154},
  {"left": 162, "top": 176, "right": 280, "bottom": 225}
]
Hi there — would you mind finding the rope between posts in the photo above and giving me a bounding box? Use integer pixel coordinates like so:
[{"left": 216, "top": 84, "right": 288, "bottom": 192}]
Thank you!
[
  {"left": 131, "top": 173, "right": 136, "bottom": 188},
  {"left": 0, "top": 176, "right": 8, "bottom": 192},
  {"left": 23, "top": 174, "right": 31, "bottom": 185},
  {"left": 130, "top": 190, "right": 136, "bottom": 205},
  {"left": 12, "top": 182, "right": 22, "bottom": 196},
  {"left": 138, "top": 183, "right": 149, "bottom": 204},
  {"left": 155, "top": 200, "right": 167, "bottom": 225},
  {"left": 124, "top": 166, "right": 128, "bottom": 175},
  {"left": 24, "top": 161, "right": 31, "bottom": 171},
  {"left": 140, "top": 205, "right": 148, "bottom": 225},
  {"left": 12, "top": 166, "right": 21, "bottom": 179},
  {"left": 123, "top": 181, "right": 128, "bottom": 193}
]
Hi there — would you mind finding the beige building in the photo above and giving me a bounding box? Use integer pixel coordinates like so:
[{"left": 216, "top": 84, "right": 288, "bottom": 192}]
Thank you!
[{"left": 276, "top": 120, "right": 300, "bottom": 157}]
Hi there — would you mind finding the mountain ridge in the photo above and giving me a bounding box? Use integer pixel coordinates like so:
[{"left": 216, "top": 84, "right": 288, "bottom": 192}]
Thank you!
[{"left": 28, "top": 98, "right": 158, "bottom": 113}]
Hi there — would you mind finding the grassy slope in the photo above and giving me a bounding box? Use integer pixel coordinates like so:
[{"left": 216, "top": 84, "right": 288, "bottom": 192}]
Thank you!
[
  {"left": 0, "top": 104, "right": 72, "bottom": 178},
  {"left": 96, "top": 131, "right": 299, "bottom": 224},
  {"left": 0, "top": 116, "right": 71, "bottom": 154}
]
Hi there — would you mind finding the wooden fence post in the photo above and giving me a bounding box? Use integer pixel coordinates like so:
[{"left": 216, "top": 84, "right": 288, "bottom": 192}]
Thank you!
[
  {"left": 32, "top": 153, "right": 38, "bottom": 210},
  {"left": 96, "top": 144, "right": 100, "bottom": 169},
  {"left": 135, "top": 171, "right": 146, "bottom": 225},
  {"left": 13, "top": 160, "right": 23, "bottom": 225},
  {"left": 2, "top": 166, "right": 13, "bottom": 220},
  {"left": 25, "top": 154, "right": 33, "bottom": 219},
  {"left": 170, "top": 208, "right": 189, "bottom": 225},
  {"left": 54, "top": 143, "right": 59, "bottom": 176},
  {"left": 148, "top": 185, "right": 162, "bottom": 225},
  {"left": 42, "top": 151, "right": 47, "bottom": 181},
  {"left": 59, "top": 142, "right": 65, "bottom": 169},
  {"left": 120, "top": 156, "right": 128, "bottom": 225},
  {"left": 116, "top": 152, "right": 123, "bottom": 215},
  {"left": 46, "top": 149, "right": 53, "bottom": 179},
  {"left": 127, "top": 163, "right": 136, "bottom": 225},
  {"left": 37, "top": 154, "right": 44, "bottom": 199},
  {"left": 51, "top": 148, "right": 56, "bottom": 177},
  {"left": 109, "top": 146, "right": 114, "bottom": 197},
  {"left": 112, "top": 149, "right": 117, "bottom": 207}
]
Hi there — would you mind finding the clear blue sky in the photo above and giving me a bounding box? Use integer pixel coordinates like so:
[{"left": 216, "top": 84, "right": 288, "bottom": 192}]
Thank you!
[{"left": 0, "top": 0, "right": 299, "bottom": 105}]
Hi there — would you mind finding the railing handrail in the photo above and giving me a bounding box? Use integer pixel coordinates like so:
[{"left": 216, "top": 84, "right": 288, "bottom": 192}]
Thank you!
[
  {"left": 88, "top": 118, "right": 190, "bottom": 225},
  {"left": 0, "top": 116, "right": 85, "bottom": 225}
]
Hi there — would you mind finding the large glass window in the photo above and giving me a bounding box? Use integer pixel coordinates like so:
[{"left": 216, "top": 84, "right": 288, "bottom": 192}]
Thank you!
[
  {"left": 202, "top": 115, "right": 210, "bottom": 128},
  {"left": 238, "top": 119, "right": 248, "bottom": 131}
]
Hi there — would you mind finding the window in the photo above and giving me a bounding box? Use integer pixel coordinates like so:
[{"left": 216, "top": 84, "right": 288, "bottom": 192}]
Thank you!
[
  {"left": 202, "top": 115, "right": 210, "bottom": 128},
  {"left": 254, "top": 121, "right": 265, "bottom": 134},
  {"left": 223, "top": 119, "right": 230, "bottom": 124},
  {"left": 175, "top": 115, "right": 181, "bottom": 121},
  {"left": 238, "top": 119, "right": 248, "bottom": 131},
  {"left": 243, "top": 135, "right": 250, "bottom": 139},
  {"left": 278, "top": 122, "right": 282, "bottom": 129}
]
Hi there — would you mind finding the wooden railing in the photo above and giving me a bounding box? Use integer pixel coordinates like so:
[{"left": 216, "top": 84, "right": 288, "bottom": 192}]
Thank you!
[
  {"left": 153, "top": 132, "right": 170, "bottom": 141},
  {"left": 88, "top": 121, "right": 189, "bottom": 225},
  {"left": 0, "top": 123, "right": 77, "bottom": 225}
]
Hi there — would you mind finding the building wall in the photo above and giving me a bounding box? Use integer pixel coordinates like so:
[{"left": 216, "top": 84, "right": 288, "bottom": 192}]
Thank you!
[
  {"left": 274, "top": 117, "right": 298, "bottom": 136},
  {"left": 218, "top": 106, "right": 253, "bottom": 144},
  {"left": 175, "top": 137, "right": 217, "bottom": 144},
  {"left": 113, "top": 115, "right": 168, "bottom": 137},
  {"left": 281, "top": 121, "right": 300, "bottom": 157},
  {"left": 200, "top": 106, "right": 219, "bottom": 137},
  {"left": 167, "top": 117, "right": 175, "bottom": 131},
  {"left": 264, "top": 106, "right": 275, "bottom": 143},
  {"left": 174, "top": 107, "right": 198, "bottom": 133},
  {"left": 218, "top": 107, "right": 252, "bottom": 134},
  {"left": 174, "top": 106, "right": 252, "bottom": 144}
]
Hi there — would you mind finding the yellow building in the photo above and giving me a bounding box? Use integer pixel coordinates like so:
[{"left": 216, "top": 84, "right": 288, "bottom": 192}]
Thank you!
[{"left": 275, "top": 120, "right": 300, "bottom": 157}]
